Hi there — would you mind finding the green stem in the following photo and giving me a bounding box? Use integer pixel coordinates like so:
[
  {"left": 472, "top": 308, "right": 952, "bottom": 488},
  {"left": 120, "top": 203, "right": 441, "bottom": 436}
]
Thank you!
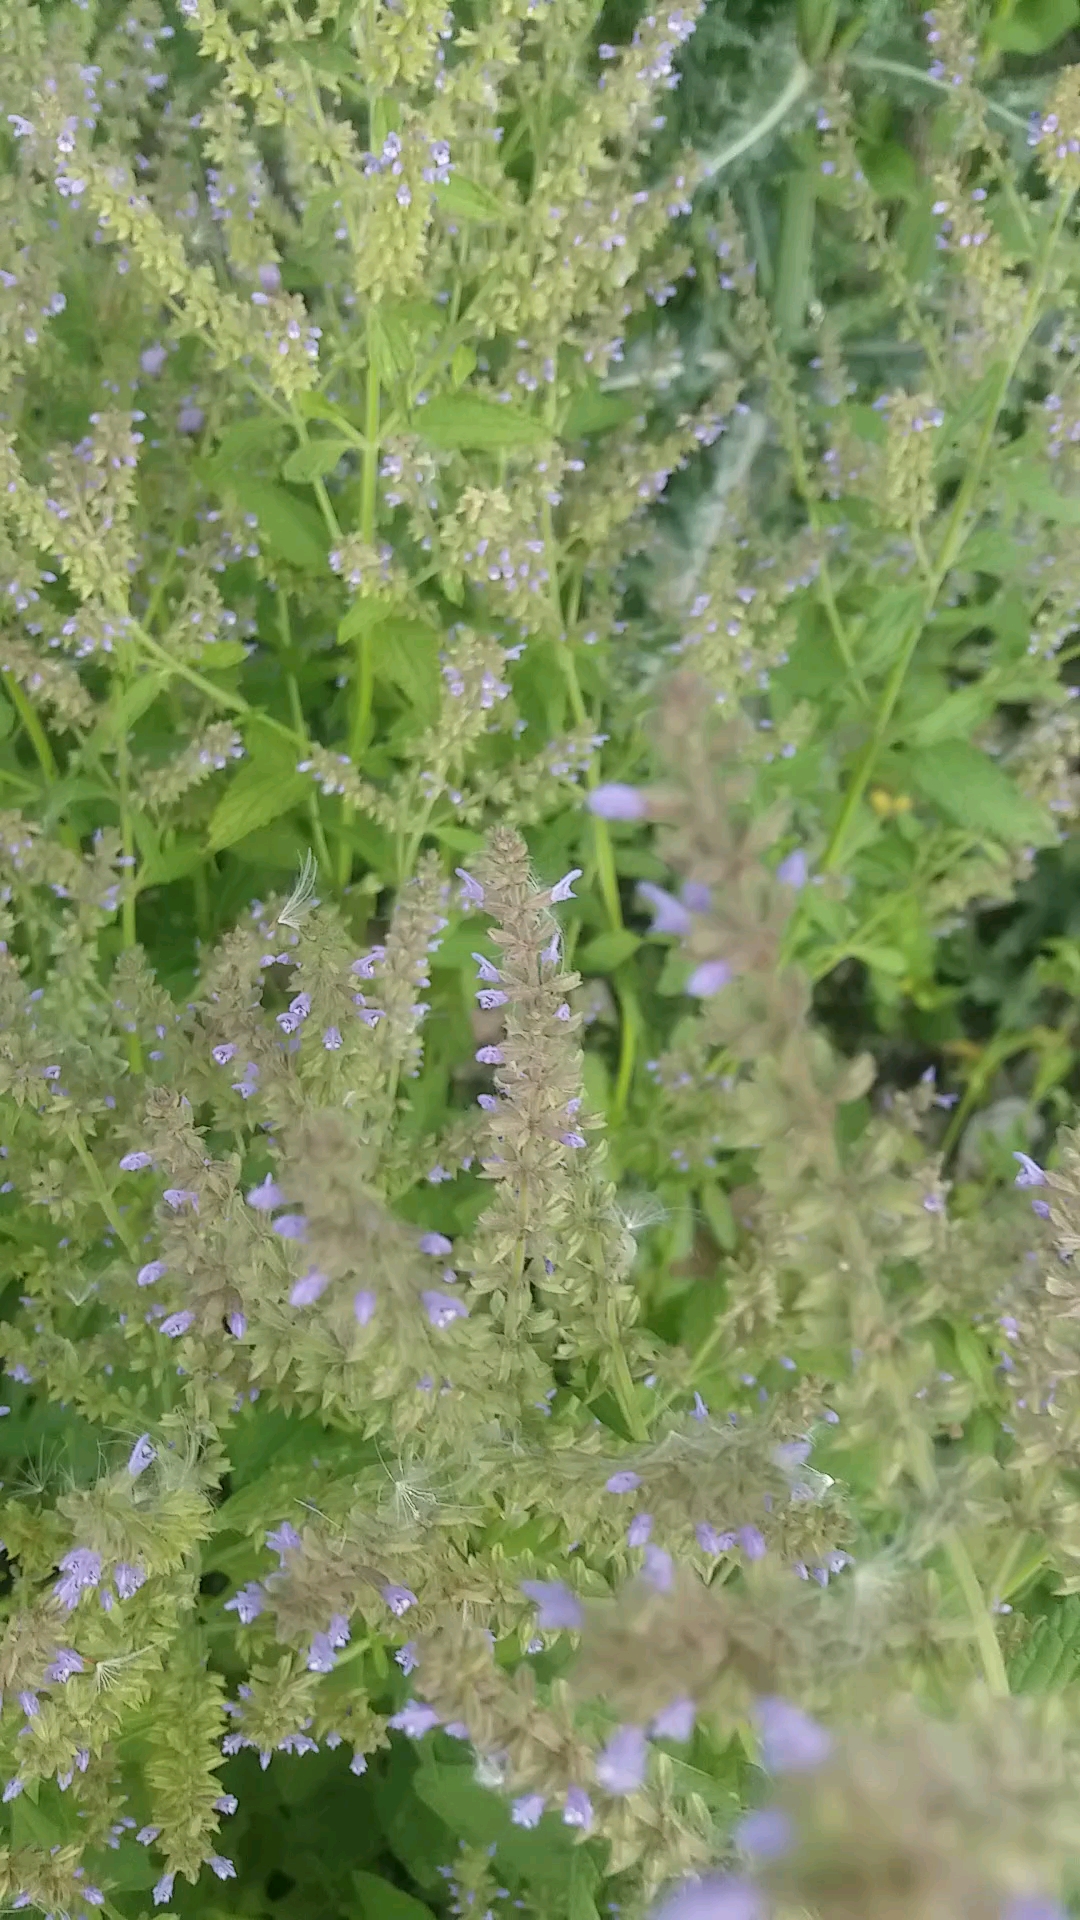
[{"left": 773, "top": 168, "right": 817, "bottom": 345}]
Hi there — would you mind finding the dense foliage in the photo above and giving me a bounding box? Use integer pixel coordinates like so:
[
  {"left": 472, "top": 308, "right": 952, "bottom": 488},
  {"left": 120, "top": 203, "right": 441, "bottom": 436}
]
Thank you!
[{"left": 7, "top": 1, "right": 1080, "bottom": 1917}]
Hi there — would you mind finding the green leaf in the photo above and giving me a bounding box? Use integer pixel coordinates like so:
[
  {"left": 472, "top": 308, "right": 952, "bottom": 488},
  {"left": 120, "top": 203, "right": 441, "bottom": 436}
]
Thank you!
[
  {"left": 205, "top": 414, "right": 286, "bottom": 473},
  {"left": 370, "top": 616, "right": 441, "bottom": 720},
  {"left": 699, "top": 1180, "right": 736, "bottom": 1251},
  {"left": 434, "top": 174, "right": 518, "bottom": 223},
  {"left": 902, "top": 741, "right": 1059, "bottom": 847},
  {"left": 577, "top": 929, "right": 642, "bottom": 972},
  {"left": 905, "top": 683, "right": 998, "bottom": 747},
  {"left": 0, "top": 686, "right": 14, "bottom": 740},
  {"left": 411, "top": 393, "right": 552, "bottom": 452},
  {"left": 208, "top": 737, "right": 310, "bottom": 853},
  {"left": 563, "top": 384, "right": 643, "bottom": 439},
  {"left": 856, "top": 584, "right": 923, "bottom": 677},
  {"left": 349, "top": 1871, "right": 435, "bottom": 1920},
  {"left": 199, "top": 639, "right": 250, "bottom": 672},
  {"left": 281, "top": 438, "right": 355, "bottom": 483},
  {"left": 988, "top": 0, "right": 1079, "bottom": 52},
  {"left": 136, "top": 838, "right": 207, "bottom": 893},
  {"left": 216, "top": 478, "right": 329, "bottom": 572}
]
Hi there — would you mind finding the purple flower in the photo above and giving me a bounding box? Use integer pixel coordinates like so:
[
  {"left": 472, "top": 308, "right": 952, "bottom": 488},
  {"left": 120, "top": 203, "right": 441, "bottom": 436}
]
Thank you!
[
  {"left": 687, "top": 959, "right": 732, "bottom": 998},
  {"left": 472, "top": 952, "right": 501, "bottom": 982},
  {"left": 606, "top": 1470, "right": 642, "bottom": 1494},
  {"left": 549, "top": 867, "right": 582, "bottom": 904},
  {"left": 395, "top": 1640, "right": 420, "bottom": 1675},
  {"left": 114, "top": 1562, "right": 146, "bottom": 1600},
  {"left": 120, "top": 1151, "right": 153, "bottom": 1171},
  {"left": 511, "top": 1792, "right": 546, "bottom": 1828},
  {"left": 738, "top": 1526, "right": 767, "bottom": 1561},
  {"left": 140, "top": 344, "right": 167, "bottom": 375},
  {"left": 2, "top": 1779, "right": 23, "bottom": 1803},
  {"left": 596, "top": 1724, "right": 648, "bottom": 1795},
  {"left": 163, "top": 1187, "right": 198, "bottom": 1211},
  {"left": 419, "top": 1232, "right": 453, "bottom": 1256},
  {"left": 127, "top": 1434, "right": 156, "bottom": 1476},
  {"left": 651, "top": 1875, "right": 766, "bottom": 1920},
  {"left": 353, "top": 1288, "right": 377, "bottom": 1325},
  {"left": 642, "top": 1545, "right": 674, "bottom": 1591},
  {"left": 755, "top": 1696, "right": 832, "bottom": 1773},
  {"left": 246, "top": 1175, "right": 285, "bottom": 1210},
  {"left": 696, "top": 1523, "right": 736, "bottom": 1555},
  {"left": 274, "top": 1213, "right": 309, "bottom": 1240},
  {"left": 455, "top": 868, "right": 485, "bottom": 907},
  {"left": 588, "top": 783, "right": 648, "bottom": 821},
  {"left": 153, "top": 1871, "right": 176, "bottom": 1905},
  {"left": 137, "top": 1260, "right": 167, "bottom": 1287},
  {"left": 637, "top": 882, "right": 693, "bottom": 937},
  {"left": 44, "top": 1649, "right": 84, "bottom": 1683},
  {"left": 627, "top": 1513, "right": 653, "bottom": 1547},
  {"left": 54, "top": 1548, "right": 102, "bottom": 1609},
  {"left": 307, "top": 1614, "right": 349, "bottom": 1673},
  {"left": 521, "top": 1579, "right": 584, "bottom": 1630},
  {"left": 212, "top": 1042, "right": 238, "bottom": 1065},
  {"left": 177, "top": 405, "right": 204, "bottom": 436},
  {"left": 382, "top": 1583, "right": 418, "bottom": 1616},
  {"left": 227, "top": 1310, "right": 247, "bottom": 1338},
  {"left": 734, "top": 1806, "right": 794, "bottom": 1860},
  {"left": 1014, "top": 1152, "right": 1046, "bottom": 1188},
  {"left": 323, "top": 1026, "right": 343, "bottom": 1050},
  {"left": 290, "top": 1268, "right": 330, "bottom": 1307},
  {"left": 225, "top": 1583, "right": 264, "bottom": 1625},
  {"left": 388, "top": 1700, "right": 441, "bottom": 1738},
  {"left": 650, "top": 1697, "right": 695, "bottom": 1742},
  {"left": 160, "top": 1311, "right": 195, "bottom": 1338},
  {"left": 776, "top": 849, "right": 808, "bottom": 889},
  {"left": 563, "top": 1785, "right": 593, "bottom": 1829},
  {"left": 266, "top": 1522, "right": 302, "bottom": 1559},
  {"left": 423, "top": 1290, "right": 468, "bottom": 1329},
  {"left": 215, "top": 1795, "right": 238, "bottom": 1815},
  {"left": 1002, "top": 1901, "right": 1069, "bottom": 1920}
]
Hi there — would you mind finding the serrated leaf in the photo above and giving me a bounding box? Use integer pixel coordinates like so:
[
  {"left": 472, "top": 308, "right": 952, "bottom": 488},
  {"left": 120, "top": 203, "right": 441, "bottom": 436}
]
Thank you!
[
  {"left": 205, "top": 415, "right": 285, "bottom": 473},
  {"left": 208, "top": 746, "right": 310, "bottom": 853},
  {"left": 281, "top": 438, "right": 355, "bottom": 483},
  {"left": 215, "top": 478, "right": 328, "bottom": 572},
  {"left": 577, "top": 929, "right": 642, "bottom": 972},
  {"left": 135, "top": 839, "right": 207, "bottom": 893},
  {"left": 370, "top": 616, "right": 440, "bottom": 719},
  {"left": 434, "top": 174, "right": 517, "bottom": 223},
  {"left": 411, "top": 392, "right": 552, "bottom": 452},
  {"left": 903, "top": 741, "right": 1058, "bottom": 847}
]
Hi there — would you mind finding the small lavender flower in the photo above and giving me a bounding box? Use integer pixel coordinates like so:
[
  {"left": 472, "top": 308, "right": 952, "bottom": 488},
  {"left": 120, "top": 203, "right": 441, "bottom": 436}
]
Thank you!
[
  {"left": 587, "top": 783, "right": 649, "bottom": 820},
  {"left": 127, "top": 1434, "right": 156, "bottom": 1476},
  {"left": 419, "top": 1231, "right": 453, "bottom": 1256},
  {"left": 511, "top": 1792, "right": 546, "bottom": 1828},
  {"left": 246, "top": 1175, "right": 285, "bottom": 1210},
  {"left": 422, "top": 1289, "right": 468, "bottom": 1329},
  {"left": 595, "top": 1724, "right": 648, "bottom": 1795},
  {"left": 119, "top": 1151, "right": 153, "bottom": 1171},
  {"left": 627, "top": 1513, "right": 653, "bottom": 1547},
  {"left": 160, "top": 1310, "right": 195, "bottom": 1338},
  {"left": 353, "top": 1289, "right": 377, "bottom": 1325},
  {"left": 456, "top": 868, "right": 486, "bottom": 907},
  {"left": 207, "top": 1856, "right": 236, "bottom": 1881},
  {"left": 651, "top": 1875, "right": 765, "bottom": 1920},
  {"left": 54, "top": 1548, "right": 102, "bottom": 1609},
  {"left": 225, "top": 1583, "right": 264, "bottom": 1625},
  {"left": 266, "top": 1522, "right": 302, "bottom": 1559},
  {"left": 733, "top": 1806, "right": 794, "bottom": 1860},
  {"left": 273, "top": 1213, "right": 309, "bottom": 1240},
  {"left": 521, "top": 1580, "right": 584, "bottom": 1630},
  {"left": 738, "top": 1525, "right": 767, "bottom": 1561},
  {"left": 44, "top": 1649, "right": 84, "bottom": 1683},
  {"left": 395, "top": 1641, "right": 420, "bottom": 1675},
  {"left": 650, "top": 1697, "right": 695, "bottom": 1742},
  {"left": 563, "top": 1785, "right": 593, "bottom": 1829},
  {"left": 687, "top": 959, "right": 733, "bottom": 997},
  {"left": 290, "top": 1268, "right": 330, "bottom": 1307},
  {"left": 114, "top": 1562, "right": 146, "bottom": 1600},
  {"left": 388, "top": 1700, "right": 441, "bottom": 1737},
  {"left": 153, "top": 1871, "right": 176, "bottom": 1905},
  {"left": 136, "top": 1260, "right": 167, "bottom": 1287},
  {"left": 382, "top": 1583, "right": 418, "bottom": 1616},
  {"left": 637, "top": 882, "right": 693, "bottom": 936},
  {"left": 755, "top": 1696, "right": 832, "bottom": 1773},
  {"left": 163, "top": 1188, "right": 199, "bottom": 1211},
  {"left": 549, "top": 867, "right": 582, "bottom": 903},
  {"left": 642, "top": 1545, "right": 674, "bottom": 1591},
  {"left": 606, "top": 1470, "right": 642, "bottom": 1494},
  {"left": 696, "top": 1523, "right": 736, "bottom": 1555},
  {"left": 776, "top": 849, "right": 808, "bottom": 888}
]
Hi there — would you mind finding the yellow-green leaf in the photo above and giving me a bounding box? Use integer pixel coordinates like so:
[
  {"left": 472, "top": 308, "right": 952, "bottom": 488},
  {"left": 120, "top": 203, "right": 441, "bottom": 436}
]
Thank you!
[{"left": 411, "top": 392, "right": 552, "bottom": 452}]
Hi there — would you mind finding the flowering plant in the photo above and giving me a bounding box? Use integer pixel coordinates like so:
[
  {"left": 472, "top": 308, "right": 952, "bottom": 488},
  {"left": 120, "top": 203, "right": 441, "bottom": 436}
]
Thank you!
[{"left": 5, "top": 0, "right": 1080, "bottom": 1917}]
